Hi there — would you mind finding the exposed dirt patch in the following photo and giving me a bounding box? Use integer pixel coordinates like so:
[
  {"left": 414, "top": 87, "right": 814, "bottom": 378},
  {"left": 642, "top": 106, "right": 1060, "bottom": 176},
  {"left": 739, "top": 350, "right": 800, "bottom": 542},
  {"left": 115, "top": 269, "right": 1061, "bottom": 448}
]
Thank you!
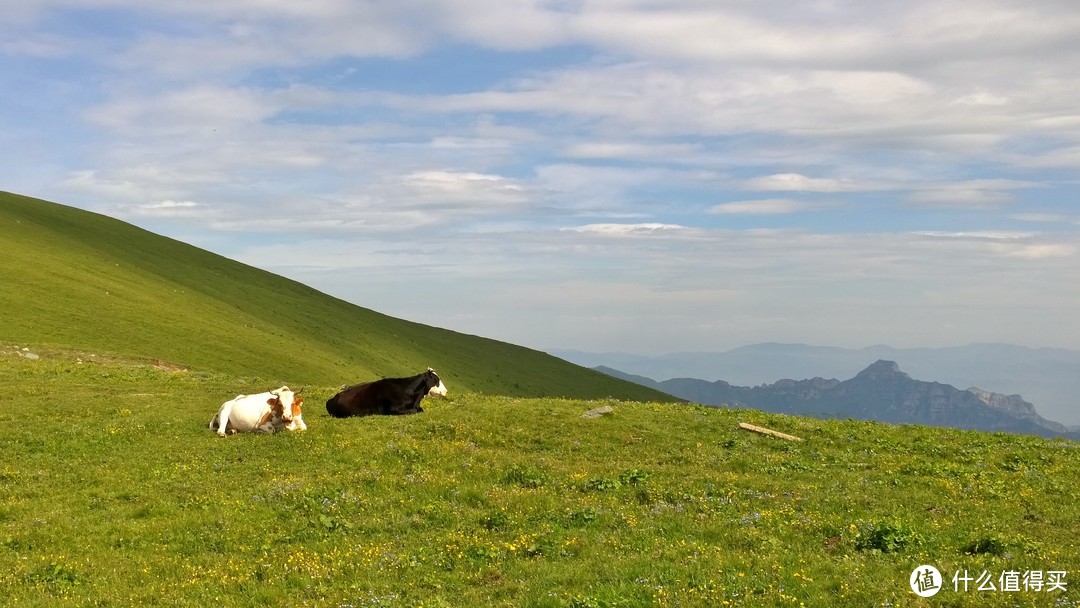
[{"left": 151, "top": 359, "right": 189, "bottom": 372}]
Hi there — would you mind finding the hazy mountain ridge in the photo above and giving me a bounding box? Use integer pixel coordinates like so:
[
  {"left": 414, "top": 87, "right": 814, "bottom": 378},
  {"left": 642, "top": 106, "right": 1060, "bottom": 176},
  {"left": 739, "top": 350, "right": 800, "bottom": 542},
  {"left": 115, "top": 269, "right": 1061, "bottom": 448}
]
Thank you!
[
  {"left": 966, "top": 388, "right": 1069, "bottom": 434},
  {"left": 557, "top": 343, "right": 1080, "bottom": 426},
  {"left": 597, "top": 361, "right": 1080, "bottom": 441}
]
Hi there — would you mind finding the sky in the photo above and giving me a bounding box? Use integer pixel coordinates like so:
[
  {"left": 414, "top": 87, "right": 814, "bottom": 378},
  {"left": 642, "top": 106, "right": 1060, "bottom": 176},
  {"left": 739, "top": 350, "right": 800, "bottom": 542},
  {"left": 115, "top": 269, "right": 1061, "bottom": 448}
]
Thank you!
[{"left": 3, "top": 0, "right": 1080, "bottom": 356}]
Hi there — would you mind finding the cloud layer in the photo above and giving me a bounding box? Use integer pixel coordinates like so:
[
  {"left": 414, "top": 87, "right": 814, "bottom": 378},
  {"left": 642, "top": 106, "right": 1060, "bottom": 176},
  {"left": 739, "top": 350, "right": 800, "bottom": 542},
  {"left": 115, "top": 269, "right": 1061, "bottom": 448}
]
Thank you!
[{"left": 3, "top": 0, "right": 1080, "bottom": 354}]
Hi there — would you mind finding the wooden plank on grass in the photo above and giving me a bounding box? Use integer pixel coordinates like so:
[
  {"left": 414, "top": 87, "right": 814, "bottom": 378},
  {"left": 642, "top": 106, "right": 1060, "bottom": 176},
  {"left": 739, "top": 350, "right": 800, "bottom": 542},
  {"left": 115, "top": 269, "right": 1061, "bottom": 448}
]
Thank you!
[{"left": 738, "top": 422, "right": 803, "bottom": 442}]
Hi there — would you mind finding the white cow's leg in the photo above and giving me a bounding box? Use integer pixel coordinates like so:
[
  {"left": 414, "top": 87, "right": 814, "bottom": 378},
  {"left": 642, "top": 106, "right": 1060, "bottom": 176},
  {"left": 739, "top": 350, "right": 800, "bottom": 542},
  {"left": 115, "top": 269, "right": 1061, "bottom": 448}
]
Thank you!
[{"left": 216, "top": 403, "right": 233, "bottom": 436}]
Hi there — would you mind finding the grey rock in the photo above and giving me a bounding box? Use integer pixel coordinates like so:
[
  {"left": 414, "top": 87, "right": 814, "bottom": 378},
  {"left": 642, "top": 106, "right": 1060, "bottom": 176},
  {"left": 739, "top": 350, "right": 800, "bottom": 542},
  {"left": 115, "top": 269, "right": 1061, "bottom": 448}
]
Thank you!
[{"left": 582, "top": 405, "right": 614, "bottom": 419}]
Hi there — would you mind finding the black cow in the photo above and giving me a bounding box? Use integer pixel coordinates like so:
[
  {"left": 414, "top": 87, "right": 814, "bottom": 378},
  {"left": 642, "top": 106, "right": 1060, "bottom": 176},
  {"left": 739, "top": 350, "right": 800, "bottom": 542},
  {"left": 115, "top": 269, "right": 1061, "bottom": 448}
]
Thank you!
[{"left": 326, "top": 368, "right": 448, "bottom": 418}]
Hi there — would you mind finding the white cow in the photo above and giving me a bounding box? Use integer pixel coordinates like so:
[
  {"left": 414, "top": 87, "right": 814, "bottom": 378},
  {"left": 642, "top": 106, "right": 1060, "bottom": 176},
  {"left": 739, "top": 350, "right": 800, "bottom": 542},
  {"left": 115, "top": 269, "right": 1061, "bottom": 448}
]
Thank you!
[{"left": 209, "top": 386, "right": 307, "bottom": 436}]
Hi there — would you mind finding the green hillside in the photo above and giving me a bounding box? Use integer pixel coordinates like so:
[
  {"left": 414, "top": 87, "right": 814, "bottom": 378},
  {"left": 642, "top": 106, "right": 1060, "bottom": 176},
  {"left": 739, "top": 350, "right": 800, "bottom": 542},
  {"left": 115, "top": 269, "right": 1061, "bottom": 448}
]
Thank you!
[
  {"left": 1, "top": 351, "right": 1078, "bottom": 607},
  {"left": 0, "top": 190, "right": 670, "bottom": 401}
]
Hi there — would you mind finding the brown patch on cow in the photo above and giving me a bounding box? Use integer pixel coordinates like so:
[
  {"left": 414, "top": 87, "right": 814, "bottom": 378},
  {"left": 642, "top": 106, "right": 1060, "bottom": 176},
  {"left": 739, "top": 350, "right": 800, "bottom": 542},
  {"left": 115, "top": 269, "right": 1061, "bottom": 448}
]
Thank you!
[
  {"left": 257, "top": 411, "right": 274, "bottom": 428},
  {"left": 267, "top": 396, "right": 284, "bottom": 417},
  {"left": 291, "top": 395, "right": 304, "bottom": 417}
]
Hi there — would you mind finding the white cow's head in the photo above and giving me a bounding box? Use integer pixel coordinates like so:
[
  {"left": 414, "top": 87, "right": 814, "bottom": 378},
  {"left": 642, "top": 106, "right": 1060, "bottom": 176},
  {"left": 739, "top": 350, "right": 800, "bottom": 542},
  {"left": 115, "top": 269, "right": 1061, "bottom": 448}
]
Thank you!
[{"left": 269, "top": 386, "right": 304, "bottom": 423}]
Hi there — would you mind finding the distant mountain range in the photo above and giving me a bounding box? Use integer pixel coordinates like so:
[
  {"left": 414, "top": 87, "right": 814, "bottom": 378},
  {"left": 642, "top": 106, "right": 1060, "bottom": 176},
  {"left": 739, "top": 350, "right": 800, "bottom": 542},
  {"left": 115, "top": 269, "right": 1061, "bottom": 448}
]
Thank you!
[
  {"left": 597, "top": 360, "right": 1080, "bottom": 440},
  {"left": 553, "top": 343, "right": 1080, "bottom": 427}
]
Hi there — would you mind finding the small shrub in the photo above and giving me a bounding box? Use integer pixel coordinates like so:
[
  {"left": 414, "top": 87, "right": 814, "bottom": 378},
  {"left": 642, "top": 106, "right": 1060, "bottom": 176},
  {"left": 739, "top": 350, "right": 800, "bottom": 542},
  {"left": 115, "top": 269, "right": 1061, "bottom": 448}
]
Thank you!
[
  {"left": 566, "top": 507, "right": 600, "bottom": 526},
  {"left": 294, "top": 490, "right": 354, "bottom": 535},
  {"left": 522, "top": 537, "right": 551, "bottom": 558},
  {"left": 618, "top": 469, "right": 650, "bottom": 485},
  {"left": 582, "top": 477, "right": 621, "bottom": 492},
  {"left": 26, "top": 562, "right": 80, "bottom": 590},
  {"left": 962, "top": 536, "right": 1009, "bottom": 556},
  {"left": 480, "top": 510, "right": 510, "bottom": 531},
  {"left": 1000, "top": 454, "right": 1028, "bottom": 472},
  {"left": 465, "top": 545, "right": 498, "bottom": 563},
  {"left": 385, "top": 443, "right": 424, "bottom": 463},
  {"left": 854, "top": 521, "right": 923, "bottom": 553},
  {"left": 503, "top": 464, "right": 547, "bottom": 489},
  {"left": 631, "top": 487, "right": 657, "bottom": 505}
]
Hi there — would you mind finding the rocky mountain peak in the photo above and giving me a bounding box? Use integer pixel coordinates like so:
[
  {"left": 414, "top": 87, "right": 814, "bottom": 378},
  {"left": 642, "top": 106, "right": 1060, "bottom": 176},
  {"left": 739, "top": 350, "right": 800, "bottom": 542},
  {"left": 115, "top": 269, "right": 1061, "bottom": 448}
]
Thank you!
[
  {"left": 853, "top": 359, "right": 908, "bottom": 380},
  {"left": 968, "top": 387, "right": 1069, "bottom": 433}
]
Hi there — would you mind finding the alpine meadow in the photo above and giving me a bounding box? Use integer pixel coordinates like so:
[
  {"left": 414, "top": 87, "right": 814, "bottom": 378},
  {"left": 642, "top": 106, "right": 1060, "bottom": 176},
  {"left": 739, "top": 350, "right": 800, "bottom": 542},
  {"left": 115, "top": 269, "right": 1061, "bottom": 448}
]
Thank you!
[{"left": 1, "top": 191, "right": 1078, "bottom": 607}]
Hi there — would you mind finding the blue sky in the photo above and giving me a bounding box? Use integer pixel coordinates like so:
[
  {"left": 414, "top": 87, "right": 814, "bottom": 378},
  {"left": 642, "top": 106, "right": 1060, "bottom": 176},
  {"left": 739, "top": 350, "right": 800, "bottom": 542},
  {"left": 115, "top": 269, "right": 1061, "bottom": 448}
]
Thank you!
[{"left": 3, "top": 0, "right": 1080, "bottom": 355}]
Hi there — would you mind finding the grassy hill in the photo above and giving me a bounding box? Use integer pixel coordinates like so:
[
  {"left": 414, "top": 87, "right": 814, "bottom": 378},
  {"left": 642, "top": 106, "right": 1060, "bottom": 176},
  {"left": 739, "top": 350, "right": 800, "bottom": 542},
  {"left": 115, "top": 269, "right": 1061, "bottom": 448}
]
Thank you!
[
  {"left": 0, "top": 191, "right": 669, "bottom": 400},
  {"left": 1, "top": 350, "right": 1078, "bottom": 607}
]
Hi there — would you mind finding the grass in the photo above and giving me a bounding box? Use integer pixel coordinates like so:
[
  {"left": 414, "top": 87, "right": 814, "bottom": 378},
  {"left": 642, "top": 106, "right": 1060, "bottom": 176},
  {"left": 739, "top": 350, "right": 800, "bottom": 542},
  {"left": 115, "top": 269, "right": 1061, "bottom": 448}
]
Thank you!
[
  {"left": 0, "top": 190, "right": 671, "bottom": 401},
  {"left": 2, "top": 346, "right": 1078, "bottom": 607}
]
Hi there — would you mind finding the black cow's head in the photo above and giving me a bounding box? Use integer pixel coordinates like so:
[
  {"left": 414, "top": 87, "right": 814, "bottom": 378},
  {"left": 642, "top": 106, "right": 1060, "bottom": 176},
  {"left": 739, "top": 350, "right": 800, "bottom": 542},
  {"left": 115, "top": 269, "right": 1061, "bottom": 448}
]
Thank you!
[{"left": 425, "top": 367, "right": 448, "bottom": 397}]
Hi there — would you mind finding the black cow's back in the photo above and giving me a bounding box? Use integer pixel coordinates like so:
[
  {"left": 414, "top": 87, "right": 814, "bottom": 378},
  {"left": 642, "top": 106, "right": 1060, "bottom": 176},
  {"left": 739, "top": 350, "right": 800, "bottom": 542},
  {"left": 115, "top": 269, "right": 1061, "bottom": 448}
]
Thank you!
[
  {"left": 325, "top": 393, "right": 346, "bottom": 417},
  {"left": 325, "top": 382, "right": 374, "bottom": 418},
  {"left": 326, "top": 370, "right": 443, "bottom": 418}
]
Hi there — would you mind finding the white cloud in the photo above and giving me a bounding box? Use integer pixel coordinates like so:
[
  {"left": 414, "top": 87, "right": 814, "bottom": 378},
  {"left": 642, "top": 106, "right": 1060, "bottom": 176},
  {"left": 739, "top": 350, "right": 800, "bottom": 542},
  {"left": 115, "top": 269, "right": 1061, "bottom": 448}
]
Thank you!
[
  {"left": 565, "top": 223, "right": 689, "bottom": 235},
  {"left": 736, "top": 174, "right": 1043, "bottom": 210},
  {"left": 1010, "top": 213, "right": 1071, "bottom": 223},
  {"left": 742, "top": 173, "right": 886, "bottom": 193},
  {"left": 432, "top": 0, "right": 572, "bottom": 50},
  {"left": 905, "top": 179, "right": 1039, "bottom": 209},
  {"left": 126, "top": 200, "right": 208, "bottom": 218},
  {"left": 708, "top": 198, "right": 810, "bottom": 215},
  {"left": 572, "top": 3, "right": 882, "bottom": 66},
  {"left": 1004, "top": 244, "right": 1076, "bottom": 259},
  {"left": 1008, "top": 145, "right": 1080, "bottom": 169},
  {"left": 60, "top": 167, "right": 219, "bottom": 204},
  {"left": 560, "top": 141, "right": 701, "bottom": 161},
  {"left": 84, "top": 85, "right": 277, "bottom": 136},
  {"left": 102, "top": 3, "right": 432, "bottom": 76},
  {"left": 396, "top": 170, "right": 531, "bottom": 209},
  {"left": 909, "top": 230, "right": 1076, "bottom": 258},
  {"left": 913, "top": 231, "right": 1036, "bottom": 240},
  {"left": 906, "top": 189, "right": 1013, "bottom": 208}
]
